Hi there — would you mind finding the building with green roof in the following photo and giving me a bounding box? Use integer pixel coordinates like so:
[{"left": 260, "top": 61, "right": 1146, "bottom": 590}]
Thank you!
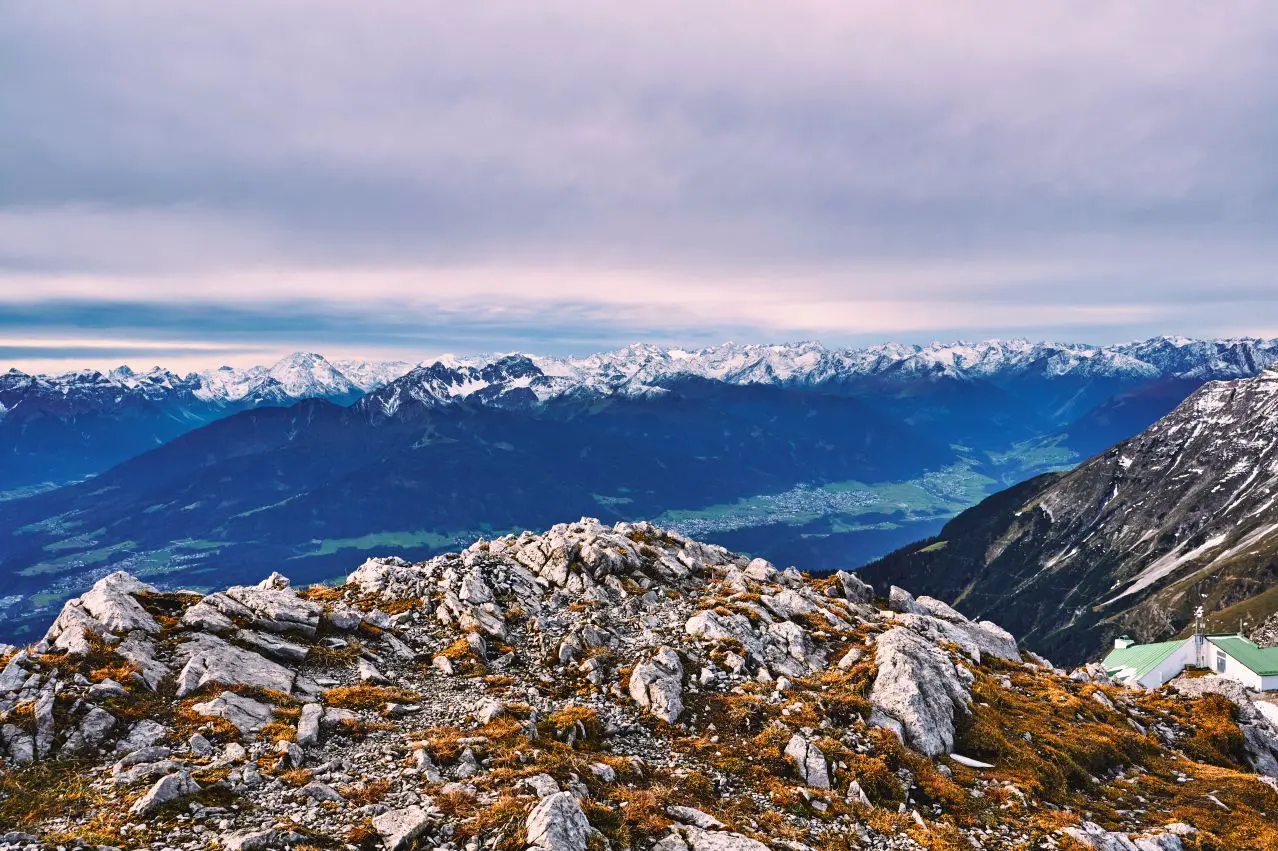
[{"left": 1101, "top": 630, "right": 1278, "bottom": 691}]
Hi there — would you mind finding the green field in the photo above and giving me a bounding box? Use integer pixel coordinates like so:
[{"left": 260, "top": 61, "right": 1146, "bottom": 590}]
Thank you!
[{"left": 299, "top": 530, "right": 459, "bottom": 557}]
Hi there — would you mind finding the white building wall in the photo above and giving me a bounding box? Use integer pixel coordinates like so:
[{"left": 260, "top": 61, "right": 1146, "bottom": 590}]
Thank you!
[
  {"left": 1261, "top": 674, "right": 1278, "bottom": 692},
  {"left": 1213, "top": 647, "right": 1264, "bottom": 690},
  {"left": 1135, "top": 639, "right": 1197, "bottom": 689}
]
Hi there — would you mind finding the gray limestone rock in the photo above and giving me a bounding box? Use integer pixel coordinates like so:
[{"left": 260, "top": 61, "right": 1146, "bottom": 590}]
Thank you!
[
  {"left": 296, "top": 702, "right": 323, "bottom": 746},
  {"left": 526, "top": 791, "right": 592, "bottom": 851},
  {"left": 629, "top": 647, "right": 685, "bottom": 723},
  {"left": 869, "top": 626, "right": 972, "bottom": 757},
  {"left": 784, "top": 733, "right": 831, "bottom": 789},
  {"left": 190, "top": 691, "right": 275, "bottom": 735},
  {"left": 174, "top": 633, "right": 297, "bottom": 697},
  {"left": 372, "top": 804, "right": 435, "bottom": 851},
  {"left": 130, "top": 770, "right": 199, "bottom": 815}
]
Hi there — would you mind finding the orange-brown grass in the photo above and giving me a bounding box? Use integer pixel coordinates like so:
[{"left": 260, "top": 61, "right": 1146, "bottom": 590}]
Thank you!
[
  {"left": 323, "top": 684, "right": 419, "bottom": 709},
  {"left": 258, "top": 719, "right": 297, "bottom": 743},
  {"left": 346, "top": 822, "right": 379, "bottom": 847},
  {"left": 459, "top": 796, "right": 528, "bottom": 851},
  {"left": 538, "top": 705, "right": 603, "bottom": 748},
  {"left": 298, "top": 583, "right": 345, "bottom": 602},
  {"left": 436, "top": 789, "right": 480, "bottom": 820},
  {"left": 278, "top": 768, "right": 314, "bottom": 787},
  {"left": 338, "top": 778, "right": 391, "bottom": 806},
  {"left": 88, "top": 660, "right": 141, "bottom": 683},
  {"left": 0, "top": 758, "right": 105, "bottom": 832},
  {"left": 610, "top": 787, "right": 671, "bottom": 840},
  {"left": 379, "top": 599, "right": 417, "bottom": 616},
  {"left": 953, "top": 668, "right": 1155, "bottom": 800}
]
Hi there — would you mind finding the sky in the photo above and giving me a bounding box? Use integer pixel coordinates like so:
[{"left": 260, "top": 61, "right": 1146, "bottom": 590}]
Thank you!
[{"left": 3, "top": 1, "right": 1278, "bottom": 374}]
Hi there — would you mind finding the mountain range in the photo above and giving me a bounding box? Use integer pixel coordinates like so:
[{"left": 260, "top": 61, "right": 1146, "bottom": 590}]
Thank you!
[
  {"left": 0, "top": 353, "right": 415, "bottom": 493},
  {"left": 5, "top": 336, "right": 1278, "bottom": 645},
  {"left": 7, "top": 336, "right": 1278, "bottom": 496}
]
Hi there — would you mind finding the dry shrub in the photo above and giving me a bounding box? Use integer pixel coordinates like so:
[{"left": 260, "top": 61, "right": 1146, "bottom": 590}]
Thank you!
[
  {"left": 346, "top": 822, "right": 379, "bottom": 848},
  {"left": 539, "top": 705, "right": 603, "bottom": 748},
  {"left": 299, "top": 584, "right": 345, "bottom": 602},
  {"left": 458, "top": 795, "right": 527, "bottom": 842},
  {"left": 339, "top": 778, "right": 391, "bottom": 806},
  {"left": 1176, "top": 693, "right": 1248, "bottom": 768},
  {"left": 612, "top": 788, "right": 670, "bottom": 840},
  {"left": 278, "top": 768, "right": 314, "bottom": 787},
  {"left": 436, "top": 789, "right": 480, "bottom": 819},
  {"left": 323, "top": 684, "right": 419, "bottom": 709}
]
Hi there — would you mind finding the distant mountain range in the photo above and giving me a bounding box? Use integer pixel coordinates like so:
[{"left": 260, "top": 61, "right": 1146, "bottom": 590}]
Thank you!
[
  {"left": 6, "top": 336, "right": 1278, "bottom": 494},
  {"left": 863, "top": 368, "right": 1278, "bottom": 665},
  {"left": 0, "top": 352, "right": 415, "bottom": 492},
  {"left": 4, "top": 335, "right": 1278, "bottom": 643}
]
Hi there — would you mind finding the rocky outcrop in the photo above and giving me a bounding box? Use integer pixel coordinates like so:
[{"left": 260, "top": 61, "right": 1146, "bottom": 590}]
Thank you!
[
  {"left": 1171, "top": 676, "right": 1278, "bottom": 776},
  {"left": 629, "top": 647, "right": 685, "bottom": 723},
  {"left": 44, "top": 572, "right": 159, "bottom": 655},
  {"left": 869, "top": 627, "right": 972, "bottom": 756},
  {"left": 1, "top": 519, "right": 1275, "bottom": 850},
  {"left": 174, "top": 633, "right": 305, "bottom": 697}
]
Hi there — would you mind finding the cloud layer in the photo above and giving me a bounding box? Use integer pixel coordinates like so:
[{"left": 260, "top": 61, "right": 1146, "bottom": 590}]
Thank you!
[{"left": 3, "top": 1, "right": 1278, "bottom": 370}]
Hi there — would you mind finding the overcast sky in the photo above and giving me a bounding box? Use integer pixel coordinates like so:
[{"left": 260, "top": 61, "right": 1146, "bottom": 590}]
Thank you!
[{"left": 3, "top": 2, "right": 1278, "bottom": 373}]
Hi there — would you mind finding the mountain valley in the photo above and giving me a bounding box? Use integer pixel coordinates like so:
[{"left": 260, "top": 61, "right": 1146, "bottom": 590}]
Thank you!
[{"left": 5, "top": 337, "right": 1278, "bottom": 646}]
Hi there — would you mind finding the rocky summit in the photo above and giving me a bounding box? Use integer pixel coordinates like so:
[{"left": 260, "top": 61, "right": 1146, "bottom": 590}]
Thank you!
[{"left": 1, "top": 519, "right": 1277, "bottom": 850}]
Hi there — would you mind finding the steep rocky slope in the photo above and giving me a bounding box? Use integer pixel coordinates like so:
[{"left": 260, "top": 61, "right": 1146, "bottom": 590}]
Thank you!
[
  {"left": 863, "top": 370, "right": 1278, "bottom": 664},
  {"left": 2, "top": 519, "right": 1277, "bottom": 850}
]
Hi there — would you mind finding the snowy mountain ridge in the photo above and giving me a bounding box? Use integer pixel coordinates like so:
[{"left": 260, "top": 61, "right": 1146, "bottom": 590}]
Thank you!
[{"left": 11, "top": 336, "right": 1278, "bottom": 410}]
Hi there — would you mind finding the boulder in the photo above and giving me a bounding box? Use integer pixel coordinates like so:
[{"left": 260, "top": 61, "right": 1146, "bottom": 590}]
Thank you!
[
  {"left": 114, "top": 719, "right": 169, "bottom": 755},
  {"left": 296, "top": 702, "right": 323, "bottom": 746},
  {"left": 887, "top": 586, "right": 927, "bottom": 616},
  {"left": 372, "top": 804, "right": 434, "bottom": 851},
  {"left": 526, "top": 791, "right": 592, "bottom": 851},
  {"left": 190, "top": 691, "right": 275, "bottom": 735},
  {"left": 234, "top": 629, "right": 309, "bottom": 663},
  {"left": 680, "top": 827, "right": 770, "bottom": 851},
  {"left": 300, "top": 780, "right": 344, "bottom": 802},
  {"left": 1, "top": 724, "right": 34, "bottom": 764},
  {"left": 44, "top": 572, "right": 159, "bottom": 654},
  {"left": 832, "top": 570, "right": 874, "bottom": 604},
  {"left": 784, "top": 733, "right": 831, "bottom": 789},
  {"left": 223, "top": 585, "right": 322, "bottom": 637},
  {"left": 358, "top": 658, "right": 389, "bottom": 684},
  {"left": 130, "top": 770, "right": 199, "bottom": 815},
  {"left": 869, "top": 627, "right": 971, "bottom": 756},
  {"left": 629, "top": 647, "right": 685, "bottom": 723},
  {"left": 174, "top": 633, "right": 297, "bottom": 697},
  {"left": 61, "top": 706, "right": 116, "bottom": 753}
]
